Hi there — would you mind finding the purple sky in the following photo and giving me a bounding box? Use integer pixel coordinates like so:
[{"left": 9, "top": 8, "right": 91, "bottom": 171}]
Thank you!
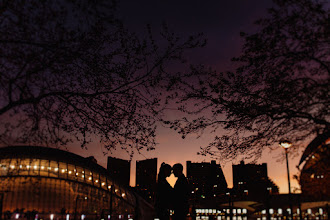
[{"left": 67, "top": 0, "right": 308, "bottom": 193}]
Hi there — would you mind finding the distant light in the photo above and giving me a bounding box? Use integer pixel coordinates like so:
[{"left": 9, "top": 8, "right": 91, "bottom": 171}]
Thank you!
[
  {"left": 62, "top": 169, "right": 65, "bottom": 173},
  {"left": 269, "top": 209, "right": 274, "bottom": 214},
  {"left": 27, "top": 165, "right": 30, "bottom": 169},
  {"left": 307, "top": 209, "right": 312, "bottom": 214},
  {"left": 115, "top": 189, "right": 118, "bottom": 193},
  {"left": 102, "top": 182, "right": 105, "bottom": 186},
  {"left": 82, "top": 175, "right": 84, "bottom": 178},
  {"left": 95, "top": 180, "right": 98, "bottom": 183},
  {"left": 85, "top": 196, "right": 87, "bottom": 200},
  {"left": 261, "top": 210, "right": 266, "bottom": 214},
  {"left": 76, "top": 173, "right": 79, "bottom": 176},
  {"left": 89, "top": 177, "right": 92, "bottom": 180},
  {"left": 54, "top": 168, "right": 58, "bottom": 172},
  {"left": 66, "top": 214, "right": 70, "bottom": 220},
  {"left": 34, "top": 214, "right": 38, "bottom": 220},
  {"left": 50, "top": 214, "right": 54, "bottom": 220},
  {"left": 278, "top": 209, "right": 282, "bottom": 214},
  {"left": 287, "top": 208, "right": 291, "bottom": 214},
  {"left": 19, "top": 165, "right": 22, "bottom": 168},
  {"left": 122, "top": 193, "right": 125, "bottom": 197},
  {"left": 48, "top": 167, "right": 51, "bottom": 170},
  {"left": 108, "top": 186, "right": 111, "bottom": 189},
  {"left": 34, "top": 165, "right": 38, "bottom": 170},
  {"left": 243, "top": 209, "right": 247, "bottom": 214},
  {"left": 15, "top": 214, "right": 19, "bottom": 219},
  {"left": 69, "top": 171, "right": 72, "bottom": 174},
  {"left": 41, "top": 166, "right": 44, "bottom": 169},
  {"left": 81, "top": 214, "right": 85, "bottom": 220},
  {"left": 214, "top": 185, "right": 217, "bottom": 187},
  {"left": 10, "top": 165, "right": 15, "bottom": 169},
  {"left": 108, "top": 215, "right": 111, "bottom": 220}
]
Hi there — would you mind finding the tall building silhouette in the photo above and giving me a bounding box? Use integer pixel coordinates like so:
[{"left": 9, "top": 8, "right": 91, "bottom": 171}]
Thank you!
[
  {"left": 107, "top": 156, "right": 131, "bottom": 186},
  {"left": 187, "top": 160, "right": 228, "bottom": 199},
  {"left": 135, "top": 158, "right": 157, "bottom": 203},
  {"left": 232, "top": 160, "right": 279, "bottom": 201}
]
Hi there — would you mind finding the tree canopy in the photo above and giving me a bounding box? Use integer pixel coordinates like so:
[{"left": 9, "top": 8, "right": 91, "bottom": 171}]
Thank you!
[
  {"left": 169, "top": 0, "right": 329, "bottom": 160},
  {"left": 0, "top": 0, "right": 205, "bottom": 156}
]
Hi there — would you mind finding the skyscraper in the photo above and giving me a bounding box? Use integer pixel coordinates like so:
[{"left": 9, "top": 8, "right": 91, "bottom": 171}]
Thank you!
[
  {"left": 135, "top": 158, "right": 157, "bottom": 203},
  {"left": 232, "top": 160, "right": 279, "bottom": 200},
  {"left": 187, "top": 160, "right": 228, "bottom": 199},
  {"left": 107, "top": 156, "right": 131, "bottom": 186}
]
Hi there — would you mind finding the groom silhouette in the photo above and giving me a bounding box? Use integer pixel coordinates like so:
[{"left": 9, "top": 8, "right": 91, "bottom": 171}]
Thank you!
[{"left": 172, "top": 163, "right": 190, "bottom": 220}]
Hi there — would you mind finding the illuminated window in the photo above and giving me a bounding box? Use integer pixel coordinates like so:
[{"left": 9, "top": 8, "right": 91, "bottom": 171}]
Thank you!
[{"left": 319, "top": 208, "right": 323, "bottom": 215}]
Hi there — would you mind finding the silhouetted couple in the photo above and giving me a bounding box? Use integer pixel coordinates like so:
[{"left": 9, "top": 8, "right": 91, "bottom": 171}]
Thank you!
[{"left": 155, "top": 163, "right": 190, "bottom": 220}]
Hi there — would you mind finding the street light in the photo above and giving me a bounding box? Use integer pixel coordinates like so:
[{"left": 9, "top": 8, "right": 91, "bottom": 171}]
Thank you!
[{"left": 279, "top": 140, "right": 294, "bottom": 220}]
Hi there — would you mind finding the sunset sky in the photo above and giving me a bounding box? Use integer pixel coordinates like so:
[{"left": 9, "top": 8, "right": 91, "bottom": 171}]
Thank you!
[{"left": 66, "top": 0, "right": 309, "bottom": 194}]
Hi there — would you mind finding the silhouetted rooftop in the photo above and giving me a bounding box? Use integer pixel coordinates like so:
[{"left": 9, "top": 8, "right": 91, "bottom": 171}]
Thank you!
[{"left": 0, "top": 145, "right": 110, "bottom": 177}]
